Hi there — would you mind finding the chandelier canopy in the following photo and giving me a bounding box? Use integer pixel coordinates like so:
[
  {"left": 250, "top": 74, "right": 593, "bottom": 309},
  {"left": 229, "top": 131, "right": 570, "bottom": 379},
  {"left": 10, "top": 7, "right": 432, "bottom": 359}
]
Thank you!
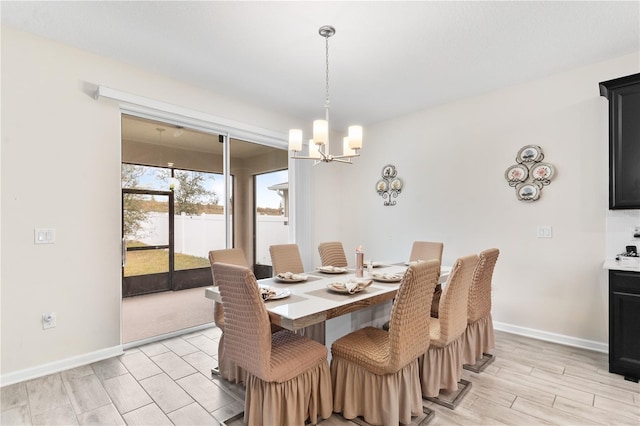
[{"left": 288, "top": 25, "right": 363, "bottom": 164}]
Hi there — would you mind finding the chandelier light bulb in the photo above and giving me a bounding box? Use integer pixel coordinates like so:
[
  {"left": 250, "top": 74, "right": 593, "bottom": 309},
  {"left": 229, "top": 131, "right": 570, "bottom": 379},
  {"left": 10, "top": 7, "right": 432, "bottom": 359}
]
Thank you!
[
  {"left": 309, "top": 139, "right": 321, "bottom": 158},
  {"left": 313, "top": 120, "right": 328, "bottom": 145},
  {"left": 348, "top": 126, "right": 363, "bottom": 150},
  {"left": 288, "top": 129, "right": 303, "bottom": 152},
  {"left": 343, "top": 137, "right": 355, "bottom": 156}
]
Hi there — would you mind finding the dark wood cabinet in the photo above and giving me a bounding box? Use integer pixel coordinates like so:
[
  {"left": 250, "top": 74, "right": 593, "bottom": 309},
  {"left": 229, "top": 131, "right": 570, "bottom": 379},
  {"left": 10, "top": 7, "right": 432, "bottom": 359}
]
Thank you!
[
  {"left": 599, "top": 73, "right": 640, "bottom": 209},
  {"left": 608, "top": 269, "right": 640, "bottom": 382}
]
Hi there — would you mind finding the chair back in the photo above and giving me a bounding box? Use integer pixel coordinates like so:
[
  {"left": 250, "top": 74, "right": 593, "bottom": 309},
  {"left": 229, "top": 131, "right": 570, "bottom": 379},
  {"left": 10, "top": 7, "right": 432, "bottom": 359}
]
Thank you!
[
  {"left": 437, "top": 254, "right": 478, "bottom": 344},
  {"left": 269, "top": 244, "right": 305, "bottom": 275},
  {"left": 409, "top": 241, "right": 444, "bottom": 263},
  {"left": 467, "top": 248, "right": 499, "bottom": 322},
  {"left": 212, "top": 262, "right": 272, "bottom": 378},
  {"left": 208, "top": 248, "right": 248, "bottom": 283},
  {"left": 208, "top": 248, "right": 249, "bottom": 329},
  {"left": 318, "top": 241, "right": 348, "bottom": 267},
  {"left": 387, "top": 260, "right": 440, "bottom": 371}
]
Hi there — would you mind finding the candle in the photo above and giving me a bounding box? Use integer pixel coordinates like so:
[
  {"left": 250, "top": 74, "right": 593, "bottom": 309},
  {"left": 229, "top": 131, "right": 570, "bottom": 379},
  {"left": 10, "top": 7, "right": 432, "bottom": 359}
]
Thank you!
[{"left": 355, "top": 246, "right": 364, "bottom": 277}]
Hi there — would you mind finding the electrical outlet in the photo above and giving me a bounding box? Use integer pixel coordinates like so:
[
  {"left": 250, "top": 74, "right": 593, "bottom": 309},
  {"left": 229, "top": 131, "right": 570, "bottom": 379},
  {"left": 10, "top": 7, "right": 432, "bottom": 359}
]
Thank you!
[
  {"left": 634, "top": 226, "right": 640, "bottom": 238},
  {"left": 42, "top": 312, "right": 56, "bottom": 330}
]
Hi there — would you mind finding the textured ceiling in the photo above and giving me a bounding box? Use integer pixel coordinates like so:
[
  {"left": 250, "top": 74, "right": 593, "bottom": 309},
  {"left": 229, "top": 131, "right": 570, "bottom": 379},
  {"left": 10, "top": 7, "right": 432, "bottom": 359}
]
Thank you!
[{"left": 2, "top": 1, "right": 639, "bottom": 133}]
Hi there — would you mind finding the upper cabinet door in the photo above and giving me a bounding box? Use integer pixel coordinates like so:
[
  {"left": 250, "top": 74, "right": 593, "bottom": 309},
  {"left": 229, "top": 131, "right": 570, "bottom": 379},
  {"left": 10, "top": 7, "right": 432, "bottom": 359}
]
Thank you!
[{"left": 600, "top": 73, "right": 640, "bottom": 210}]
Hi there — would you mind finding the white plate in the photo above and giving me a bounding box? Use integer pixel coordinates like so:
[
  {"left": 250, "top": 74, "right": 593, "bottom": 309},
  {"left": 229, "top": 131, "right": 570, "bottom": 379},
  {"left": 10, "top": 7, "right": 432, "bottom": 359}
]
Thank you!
[
  {"left": 365, "top": 261, "right": 383, "bottom": 268},
  {"left": 326, "top": 280, "right": 372, "bottom": 294},
  {"left": 317, "top": 266, "right": 348, "bottom": 274},
  {"left": 372, "top": 273, "right": 402, "bottom": 283},
  {"left": 261, "top": 288, "right": 291, "bottom": 301},
  {"left": 275, "top": 274, "right": 308, "bottom": 283}
]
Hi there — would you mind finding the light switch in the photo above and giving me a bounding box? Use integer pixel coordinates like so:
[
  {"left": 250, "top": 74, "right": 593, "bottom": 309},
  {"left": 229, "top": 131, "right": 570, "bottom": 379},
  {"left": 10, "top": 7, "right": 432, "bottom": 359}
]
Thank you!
[
  {"left": 34, "top": 228, "right": 56, "bottom": 244},
  {"left": 536, "top": 226, "right": 552, "bottom": 238}
]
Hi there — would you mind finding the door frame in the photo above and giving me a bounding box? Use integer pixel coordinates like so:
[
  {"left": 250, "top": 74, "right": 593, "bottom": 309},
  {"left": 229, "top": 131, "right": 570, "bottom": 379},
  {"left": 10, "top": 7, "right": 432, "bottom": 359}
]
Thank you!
[{"left": 96, "top": 85, "right": 314, "bottom": 338}]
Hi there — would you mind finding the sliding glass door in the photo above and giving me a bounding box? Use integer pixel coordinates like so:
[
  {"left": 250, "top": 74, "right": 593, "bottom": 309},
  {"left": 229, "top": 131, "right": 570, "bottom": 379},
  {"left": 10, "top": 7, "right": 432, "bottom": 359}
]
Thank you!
[{"left": 121, "top": 114, "right": 289, "bottom": 295}]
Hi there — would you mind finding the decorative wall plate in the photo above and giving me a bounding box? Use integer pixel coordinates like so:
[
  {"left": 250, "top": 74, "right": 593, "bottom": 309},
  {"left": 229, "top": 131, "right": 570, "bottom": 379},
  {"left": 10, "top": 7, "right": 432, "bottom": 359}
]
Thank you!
[
  {"left": 531, "top": 162, "right": 555, "bottom": 181},
  {"left": 390, "top": 178, "right": 403, "bottom": 191},
  {"left": 376, "top": 179, "right": 388, "bottom": 192},
  {"left": 517, "top": 145, "right": 543, "bottom": 163},
  {"left": 504, "top": 164, "right": 529, "bottom": 184},
  {"left": 382, "top": 164, "right": 397, "bottom": 178},
  {"left": 516, "top": 183, "right": 541, "bottom": 201}
]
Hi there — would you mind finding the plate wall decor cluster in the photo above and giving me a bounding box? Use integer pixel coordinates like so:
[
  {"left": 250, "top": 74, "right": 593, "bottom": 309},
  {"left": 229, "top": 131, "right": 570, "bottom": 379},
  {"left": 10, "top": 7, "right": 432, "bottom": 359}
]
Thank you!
[
  {"left": 505, "top": 145, "right": 555, "bottom": 201},
  {"left": 376, "top": 164, "right": 403, "bottom": 206}
]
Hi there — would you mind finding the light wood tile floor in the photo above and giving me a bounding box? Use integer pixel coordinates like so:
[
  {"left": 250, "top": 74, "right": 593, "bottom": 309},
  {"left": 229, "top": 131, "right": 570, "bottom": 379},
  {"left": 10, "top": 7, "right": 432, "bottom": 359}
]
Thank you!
[{"left": 1, "top": 329, "right": 638, "bottom": 425}]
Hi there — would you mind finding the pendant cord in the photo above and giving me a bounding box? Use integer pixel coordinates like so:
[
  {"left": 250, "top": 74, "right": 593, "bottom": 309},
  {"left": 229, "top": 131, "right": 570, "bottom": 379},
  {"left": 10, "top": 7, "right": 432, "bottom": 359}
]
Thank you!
[{"left": 324, "top": 32, "right": 330, "bottom": 122}]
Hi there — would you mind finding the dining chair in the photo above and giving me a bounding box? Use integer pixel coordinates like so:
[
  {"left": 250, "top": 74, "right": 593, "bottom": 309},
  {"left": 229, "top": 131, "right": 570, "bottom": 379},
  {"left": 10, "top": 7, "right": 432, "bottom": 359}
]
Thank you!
[
  {"left": 208, "top": 248, "right": 249, "bottom": 383},
  {"left": 419, "top": 253, "right": 478, "bottom": 408},
  {"left": 269, "top": 243, "right": 328, "bottom": 342},
  {"left": 212, "top": 262, "right": 333, "bottom": 426},
  {"left": 410, "top": 241, "right": 444, "bottom": 317},
  {"left": 409, "top": 241, "right": 444, "bottom": 263},
  {"left": 331, "top": 260, "right": 440, "bottom": 425},
  {"left": 318, "top": 241, "right": 348, "bottom": 267},
  {"left": 269, "top": 243, "right": 305, "bottom": 275},
  {"left": 462, "top": 248, "right": 500, "bottom": 373},
  {"left": 383, "top": 240, "right": 445, "bottom": 331}
]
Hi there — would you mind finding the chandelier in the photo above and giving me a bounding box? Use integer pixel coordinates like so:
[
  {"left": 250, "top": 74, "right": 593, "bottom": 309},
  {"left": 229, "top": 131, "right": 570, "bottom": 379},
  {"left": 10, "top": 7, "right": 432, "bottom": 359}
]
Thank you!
[{"left": 288, "top": 25, "right": 363, "bottom": 164}]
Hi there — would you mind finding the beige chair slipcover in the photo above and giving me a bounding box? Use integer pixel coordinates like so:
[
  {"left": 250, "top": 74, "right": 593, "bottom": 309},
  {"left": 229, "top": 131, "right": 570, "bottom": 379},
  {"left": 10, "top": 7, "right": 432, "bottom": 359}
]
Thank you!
[
  {"left": 409, "top": 241, "right": 444, "bottom": 317},
  {"left": 212, "top": 262, "right": 333, "bottom": 426},
  {"left": 409, "top": 241, "right": 444, "bottom": 264},
  {"left": 419, "top": 254, "right": 478, "bottom": 398},
  {"left": 208, "top": 248, "right": 249, "bottom": 384},
  {"left": 462, "top": 248, "right": 500, "bottom": 365},
  {"left": 270, "top": 243, "right": 326, "bottom": 342},
  {"left": 269, "top": 244, "right": 305, "bottom": 276},
  {"left": 318, "top": 241, "right": 348, "bottom": 267},
  {"left": 331, "top": 260, "right": 440, "bottom": 425}
]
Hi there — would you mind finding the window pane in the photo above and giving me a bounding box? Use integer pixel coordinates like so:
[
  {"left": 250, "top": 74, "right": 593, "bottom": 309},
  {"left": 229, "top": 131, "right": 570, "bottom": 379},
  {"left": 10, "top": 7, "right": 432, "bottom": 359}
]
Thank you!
[
  {"left": 124, "top": 248, "right": 169, "bottom": 276},
  {"left": 255, "top": 170, "right": 289, "bottom": 267},
  {"left": 122, "top": 192, "right": 170, "bottom": 277},
  {"left": 173, "top": 169, "right": 225, "bottom": 270},
  {"left": 121, "top": 164, "right": 170, "bottom": 191}
]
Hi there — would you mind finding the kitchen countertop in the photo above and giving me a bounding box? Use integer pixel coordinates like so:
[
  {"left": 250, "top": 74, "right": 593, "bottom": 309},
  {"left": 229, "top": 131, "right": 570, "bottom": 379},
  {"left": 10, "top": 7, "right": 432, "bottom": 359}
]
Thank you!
[{"left": 603, "top": 258, "right": 640, "bottom": 273}]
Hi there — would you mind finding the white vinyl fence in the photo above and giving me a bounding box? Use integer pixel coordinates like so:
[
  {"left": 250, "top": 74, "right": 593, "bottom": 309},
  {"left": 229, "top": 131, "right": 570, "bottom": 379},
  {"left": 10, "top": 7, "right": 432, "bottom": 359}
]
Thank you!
[{"left": 137, "top": 212, "right": 288, "bottom": 265}]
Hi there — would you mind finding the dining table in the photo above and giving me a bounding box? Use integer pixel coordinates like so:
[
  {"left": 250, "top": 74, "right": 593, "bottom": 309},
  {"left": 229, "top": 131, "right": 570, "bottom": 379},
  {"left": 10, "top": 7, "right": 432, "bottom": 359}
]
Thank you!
[{"left": 205, "top": 261, "right": 451, "bottom": 347}]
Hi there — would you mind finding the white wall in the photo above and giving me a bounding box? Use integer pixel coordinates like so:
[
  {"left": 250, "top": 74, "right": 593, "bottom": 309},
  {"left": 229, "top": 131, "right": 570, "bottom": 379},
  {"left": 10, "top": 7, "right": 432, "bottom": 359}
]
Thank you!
[
  {"left": 2, "top": 24, "right": 638, "bottom": 381},
  {"left": 0, "top": 27, "right": 299, "bottom": 380},
  {"left": 313, "top": 53, "right": 639, "bottom": 347}
]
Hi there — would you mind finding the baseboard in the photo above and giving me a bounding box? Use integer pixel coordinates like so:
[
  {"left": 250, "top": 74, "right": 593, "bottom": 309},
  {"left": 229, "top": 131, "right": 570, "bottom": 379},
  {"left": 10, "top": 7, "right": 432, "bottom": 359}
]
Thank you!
[
  {"left": 1, "top": 322, "right": 606, "bottom": 387},
  {"left": 493, "top": 321, "right": 608, "bottom": 354},
  {"left": 0, "top": 345, "right": 124, "bottom": 387},
  {"left": 122, "top": 322, "right": 215, "bottom": 350}
]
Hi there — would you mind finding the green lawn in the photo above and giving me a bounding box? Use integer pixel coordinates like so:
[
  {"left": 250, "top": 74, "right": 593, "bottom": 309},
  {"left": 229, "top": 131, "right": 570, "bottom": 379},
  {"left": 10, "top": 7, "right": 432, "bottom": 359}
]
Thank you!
[{"left": 124, "top": 244, "right": 210, "bottom": 276}]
